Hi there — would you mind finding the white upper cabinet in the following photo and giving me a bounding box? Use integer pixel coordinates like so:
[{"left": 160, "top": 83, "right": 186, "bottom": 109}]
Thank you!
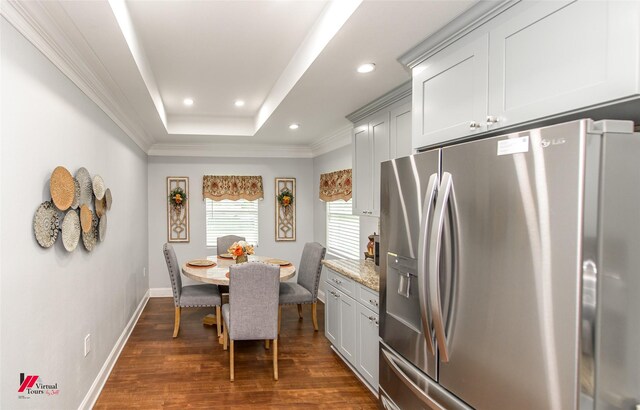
[
  {"left": 349, "top": 85, "right": 411, "bottom": 217},
  {"left": 408, "top": 0, "right": 640, "bottom": 150},
  {"left": 353, "top": 123, "right": 374, "bottom": 216},
  {"left": 488, "top": 0, "right": 640, "bottom": 130},
  {"left": 390, "top": 102, "right": 413, "bottom": 159},
  {"left": 412, "top": 34, "right": 489, "bottom": 148}
]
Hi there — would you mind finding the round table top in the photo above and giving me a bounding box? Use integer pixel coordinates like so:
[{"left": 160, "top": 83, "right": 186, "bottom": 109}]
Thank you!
[{"left": 181, "top": 255, "right": 296, "bottom": 285}]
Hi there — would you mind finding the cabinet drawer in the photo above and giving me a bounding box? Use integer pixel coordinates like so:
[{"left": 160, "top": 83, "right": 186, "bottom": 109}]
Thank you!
[
  {"left": 358, "top": 285, "right": 379, "bottom": 313},
  {"left": 326, "top": 269, "right": 356, "bottom": 297}
]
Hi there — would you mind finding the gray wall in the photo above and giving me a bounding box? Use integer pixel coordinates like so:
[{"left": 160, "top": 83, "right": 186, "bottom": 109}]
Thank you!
[
  {"left": 147, "top": 156, "right": 314, "bottom": 289},
  {"left": 1, "top": 19, "right": 149, "bottom": 409}
]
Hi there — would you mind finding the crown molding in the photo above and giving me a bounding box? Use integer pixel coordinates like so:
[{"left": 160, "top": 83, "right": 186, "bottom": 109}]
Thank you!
[
  {"left": 1, "top": 0, "right": 155, "bottom": 152},
  {"left": 398, "top": 0, "right": 518, "bottom": 70},
  {"left": 346, "top": 81, "right": 412, "bottom": 124},
  {"left": 310, "top": 124, "right": 353, "bottom": 157},
  {"left": 147, "top": 142, "right": 314, "bottom": 159}
]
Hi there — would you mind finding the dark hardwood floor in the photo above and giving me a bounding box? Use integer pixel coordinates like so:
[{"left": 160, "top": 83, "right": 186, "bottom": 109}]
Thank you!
[{"left": 95, "top": 298, "right": 378, "bottom": 409}]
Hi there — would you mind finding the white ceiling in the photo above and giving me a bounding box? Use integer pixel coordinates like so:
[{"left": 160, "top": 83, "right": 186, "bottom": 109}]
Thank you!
[{"left": 3, "top": 0, "right": 476, "bottom": 157}]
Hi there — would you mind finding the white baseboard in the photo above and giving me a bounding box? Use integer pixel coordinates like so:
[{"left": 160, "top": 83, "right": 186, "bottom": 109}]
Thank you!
[
  {"left": 317, "top": 289, "right": 325, "bottom": 304},
  {"left": 149, "top": 287, "right": 173, "bottom": 297},
  {"left": 78, "top": 290, "right": 150, "bottom": 410}
]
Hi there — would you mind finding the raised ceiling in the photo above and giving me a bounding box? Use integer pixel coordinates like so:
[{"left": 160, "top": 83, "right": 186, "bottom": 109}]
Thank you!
[{"left": 2, "top": 0, "right": 476, "bottom": 157}]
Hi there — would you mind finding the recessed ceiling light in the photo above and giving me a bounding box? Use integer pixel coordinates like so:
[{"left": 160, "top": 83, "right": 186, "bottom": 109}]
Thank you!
[
  {"left": 357, "top": 63, "right": 376, "bottom": 74},
  {"left": 183, "top": 98, "right": 194, "bottom": 106},
  {"left": 234, "top": 100, "right": 245, "bottom": 107},
  {"left": 289, "top": 123, "right": 300, "bottom": 130}
]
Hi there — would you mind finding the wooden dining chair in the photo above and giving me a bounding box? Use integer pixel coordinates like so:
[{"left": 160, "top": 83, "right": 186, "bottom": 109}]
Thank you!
[
  {"left": 163, "top": 243, "right": 222, "bottom": 338},
  {"left": 216, "top": 235, "right": 245, "bottom": 255},
  {"left": 222, "top": 262, "right": 280, "bottom": 381},
  {"left": 278, "top": 242, "right": 326, "bottom": 332},
  {"left": 216, "top": 235, "right": 245, "bottom": 295}
]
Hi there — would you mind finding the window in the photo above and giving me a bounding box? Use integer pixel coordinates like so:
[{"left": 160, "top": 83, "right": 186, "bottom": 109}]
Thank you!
[
  {"left": 206, "top": 199, "right": 259, "bottom": 247},
  {"left": 326, "top": 199, "right": 360, "bottom": 259}
]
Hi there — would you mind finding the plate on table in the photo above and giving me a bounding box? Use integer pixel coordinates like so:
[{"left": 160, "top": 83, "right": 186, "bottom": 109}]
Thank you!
[
  {"left": 188, "top": 259, "right": 216, "bottom": 268},
  {"left": 265, "top": 258, "right": 291, "bottom": 266},
  {"left": 218, "top": 253, "right": 233, "bottom": 259}
]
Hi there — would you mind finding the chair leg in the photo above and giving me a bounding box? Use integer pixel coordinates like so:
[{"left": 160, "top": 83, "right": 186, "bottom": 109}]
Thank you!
[
  {"left": 273, "top": 338, "right": 278, "bottom": 381},
  {"left": 297, "top": 304, "right": 303, "bottom": 319},
  {"left": 265, "top": 339, "right": 270, "bottom": 349},
  {"left": 312, "top": 302, "right": 318, "bottom": 332},
  {"left": 230, "top": 340, "right": 235, "bottom": 381},
  {"left": 216, "top": 306, "right": 221, "bottom": 338},
  {"left": 223, "top": 323, "right": 228, "bottom": 351},
  {"left": 173, "top": 307, "right": 181, "bottom": 338},
  {"left": 278, "top": 305, "right": 282, "bottom": 335}
]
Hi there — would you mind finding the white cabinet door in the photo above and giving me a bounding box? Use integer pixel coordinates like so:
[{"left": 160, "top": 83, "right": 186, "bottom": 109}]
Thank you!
[
  {"left": 412, "top": 34, "right": 489, "bottom": 149},
  {"left": 338, "top": 289, "right": 358, "bottom": 367},
  {"left": 390, "top": 102, "right": 412, "bottom": 159},
  {"left": 371, "top": 112, "right": 389, "bottom": 217},
  {"left": 325, "top": 285, "right": 340, "bottom": 345},
  {"left": 356, "top": 303, "right": 379, "bottom": 389},
  {"left": 488, "top": 0, "right": 640, "bottom": 130},
  {"left": 352, "top": 123, "right": 372, "bottom": 216}
]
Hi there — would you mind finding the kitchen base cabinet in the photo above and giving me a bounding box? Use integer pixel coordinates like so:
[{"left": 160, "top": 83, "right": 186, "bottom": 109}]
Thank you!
[
  {"left": 324, "top": 270, "right": 380, "bottom": 393},
  {"left": 356, "top": 303, "right": 379, "bottom": 389}
]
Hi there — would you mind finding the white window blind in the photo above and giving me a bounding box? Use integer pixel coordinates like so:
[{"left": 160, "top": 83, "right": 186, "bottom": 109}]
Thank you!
[
  {"left": 326, "top": 199, "right": 360, "bottom": 259},
  {"left": 206, "top": 199, "right": 259, "bottom": 247}
]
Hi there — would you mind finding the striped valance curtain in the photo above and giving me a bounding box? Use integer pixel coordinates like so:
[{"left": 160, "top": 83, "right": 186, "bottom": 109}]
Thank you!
[
  {"left": 203, "top": 175, "right": 264, "bottom": 201},
  {"left": 319, "top": 169, "right": 352, "bottom": 202}
]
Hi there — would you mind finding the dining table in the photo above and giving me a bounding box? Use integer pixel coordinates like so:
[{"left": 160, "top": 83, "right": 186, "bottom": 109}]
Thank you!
[{"left": 181, "top": 254, "right": 296, "bottom": 331}]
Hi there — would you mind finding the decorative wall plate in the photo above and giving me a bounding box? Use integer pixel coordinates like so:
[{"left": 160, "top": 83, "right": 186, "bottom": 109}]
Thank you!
[
  {"left": 98, "top": 213, "right": 107, "bottom": 242},
  {"left": 104, "top": 188, "right": 112, "bottom": 210},
  {"left": 50, "top": 166, "right": 75, "bottom": 211},
  {"left": 61, "top": 210, "right": 81, "bottom": 252},
  {"left": 75, "top": 167, "right": 93, "bottom": 206},
  {"left": 33, "top": 201, "right": 60, "bottom": 248},
  {"left": 70, "top": 178, "right": 80, "bottom": 210},
  {"left": 93, "top": 175, "right": 105, "bottom": 200},
  {"left": 80, "top": 204, "right": 93, "bottom": 233},
  {"left": 95, "top": 196, "right": 106, "bottom": 217},
  {"left": 82, "top": 214, "right": 98, "bottom": 251}
]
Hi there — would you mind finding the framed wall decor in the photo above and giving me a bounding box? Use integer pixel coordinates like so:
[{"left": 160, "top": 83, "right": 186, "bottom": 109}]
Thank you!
[
  {"left": 275, "top": 177, "right": 296, "bottom": 241},
  {"left": 167, "top": 176, "right": 190, "bottom": 243}
]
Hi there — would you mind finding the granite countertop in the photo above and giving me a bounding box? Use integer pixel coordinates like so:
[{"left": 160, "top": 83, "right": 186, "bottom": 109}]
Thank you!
[{"left": 322, "top": 259, "right": 379, "bottom": 292}]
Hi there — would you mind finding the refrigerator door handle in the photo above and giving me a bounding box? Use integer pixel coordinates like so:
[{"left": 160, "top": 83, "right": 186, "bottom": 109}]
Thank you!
[
  {"left": 381, "top": 347, "right": 447, "bottom": 410},
  {"left": 418, "top": 172, "right": 438, "bottom": 356},
  {"left": 429, "top": 171, "right": 453, "bottom": 362}
]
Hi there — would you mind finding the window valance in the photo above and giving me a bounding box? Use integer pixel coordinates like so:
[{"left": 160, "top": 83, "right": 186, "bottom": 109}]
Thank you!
[
  {"left": 319, "top": 169, "right": 352, "bottom": 202},
  {"left": 203, "top": 175, "right": 264, "bottom": 201}
]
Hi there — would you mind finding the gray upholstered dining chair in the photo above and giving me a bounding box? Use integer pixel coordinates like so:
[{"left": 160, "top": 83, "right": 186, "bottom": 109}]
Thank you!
[
  {"left": 217, "top": 235, "right": 245, "bottom": 255},
  {"left": 278, "top": 242, "right": 326, "bottom": 332},
  {"left": 163, "top": 243, "right": 222, "bottom": 338},
  {"left": 222, "top": 262, "right": 280, "bottom": 381}
]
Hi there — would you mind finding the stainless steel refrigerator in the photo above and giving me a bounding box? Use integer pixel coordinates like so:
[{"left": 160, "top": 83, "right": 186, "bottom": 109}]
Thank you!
[{"left": 379, "top": 119, "right": 640, "bottom": 410}]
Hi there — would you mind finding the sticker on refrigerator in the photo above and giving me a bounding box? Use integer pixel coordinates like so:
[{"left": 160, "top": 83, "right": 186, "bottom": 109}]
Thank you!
[{"left": 497, "top": 136, "right": 529, "bottom": 156}]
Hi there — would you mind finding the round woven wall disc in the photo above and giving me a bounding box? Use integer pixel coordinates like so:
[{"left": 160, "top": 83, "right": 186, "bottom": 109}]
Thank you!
[
  {"left": 93, "top": 175, "right": 105, "bottom": 200},
  {"left": 105, "top": 188, "right": 112, "bottom": 210},
  {"left": 61, "top": 210, "right": 81, "bottom": 252},
  {"left": 80, "top": 204, "right": 93, "bottom": 233},
  {"left": 95, "top": 196, "right": 106, "bottom": 218},
  {"left": 50, "top": 166, "right": 75, "bottom": 211}
]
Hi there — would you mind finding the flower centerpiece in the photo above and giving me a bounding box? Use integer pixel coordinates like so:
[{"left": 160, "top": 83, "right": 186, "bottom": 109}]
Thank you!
[
  {"left": 168, "top": 187, "right": 187, "bottom": 211},
  {"left": 277, "top": 189, "right": 294, "bottom": 213},
  {"left": 227, "top": 241, "right": 254, "bottom": 264}
]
